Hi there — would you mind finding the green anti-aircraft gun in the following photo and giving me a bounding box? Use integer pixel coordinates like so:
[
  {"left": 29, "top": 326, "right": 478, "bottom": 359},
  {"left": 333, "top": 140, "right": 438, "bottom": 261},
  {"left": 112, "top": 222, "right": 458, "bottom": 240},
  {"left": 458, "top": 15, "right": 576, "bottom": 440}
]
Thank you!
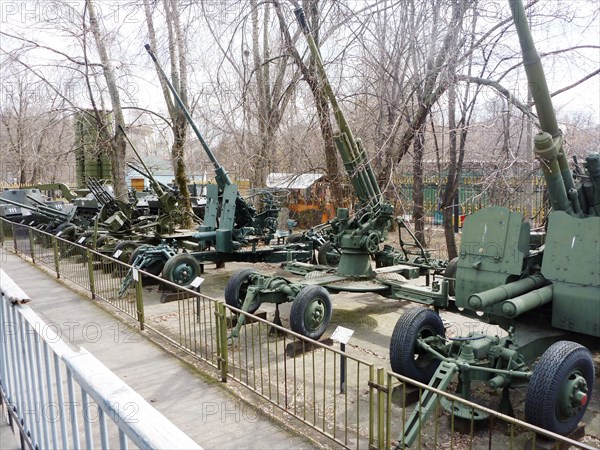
[
  {"left": 388, "top": 0, "right": 598, "bottom": 446},
  {"left": 118, "top": 46, "right": 313, "bottom": 293},
  {"left": 224, "top": 7, "right": 450, "bottom": 340}
]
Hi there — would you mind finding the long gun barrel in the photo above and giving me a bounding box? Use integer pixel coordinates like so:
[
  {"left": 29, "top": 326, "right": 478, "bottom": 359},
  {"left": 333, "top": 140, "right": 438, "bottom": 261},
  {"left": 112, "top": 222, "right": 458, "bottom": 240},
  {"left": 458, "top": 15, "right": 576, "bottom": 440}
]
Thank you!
[
  {"left": 119, "top": 125, "right": 168, "bottom": 200},
  {"left": 1, "top": 196, "right": 73, "bottom": 221},
  {"left": 294, "top": 8, "right": 383, "bottom": 210},
  {"left": 510, "top": 0, "right": 579, "bottom": 215},
  {"left": 127, "top": 163, "right": 173, "bottom": 194},
  {"left": 144, "top": 44, "right": 232, "bottom": 190}
]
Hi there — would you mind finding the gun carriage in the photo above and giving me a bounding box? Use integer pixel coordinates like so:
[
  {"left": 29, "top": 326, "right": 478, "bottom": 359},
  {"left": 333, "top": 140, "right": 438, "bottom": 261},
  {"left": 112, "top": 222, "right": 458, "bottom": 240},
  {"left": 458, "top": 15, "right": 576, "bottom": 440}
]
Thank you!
[{"left": 224, "top": 7, "right": 450, "bottom": 341}]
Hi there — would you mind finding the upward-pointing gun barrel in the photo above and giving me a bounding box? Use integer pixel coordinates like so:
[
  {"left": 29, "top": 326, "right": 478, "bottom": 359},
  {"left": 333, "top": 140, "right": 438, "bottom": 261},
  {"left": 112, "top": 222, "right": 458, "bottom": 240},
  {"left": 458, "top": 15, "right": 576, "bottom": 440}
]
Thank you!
[
  {"left": 144, "top": 44, "right": 232, "bottom": 191},
  {"left": 293, "top": 7, "right": 383, "bottom": 210},
  {"left": 510, "top": 0, "right": 579, "bottom": 215}
]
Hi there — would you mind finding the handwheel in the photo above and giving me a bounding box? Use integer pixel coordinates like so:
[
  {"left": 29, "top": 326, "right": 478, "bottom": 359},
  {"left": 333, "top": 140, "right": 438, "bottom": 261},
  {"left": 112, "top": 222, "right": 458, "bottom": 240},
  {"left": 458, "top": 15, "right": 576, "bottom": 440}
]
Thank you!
[
  {"left": 317, "top": 241, "right": 341, "bottom": 267},
  {"left": 444, "top": 257, "right": 459, "bottom": 296}
]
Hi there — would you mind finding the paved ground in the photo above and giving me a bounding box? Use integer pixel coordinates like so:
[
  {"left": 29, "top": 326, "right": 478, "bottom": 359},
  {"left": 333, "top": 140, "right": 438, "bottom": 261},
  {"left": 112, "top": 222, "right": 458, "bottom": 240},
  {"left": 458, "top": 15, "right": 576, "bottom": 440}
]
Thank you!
[
  {"left": 0, "top": 250, "right": 319, "bottom": 450},
  {"left": 1, "top": 416, "right": 21, "bottom": 450}
]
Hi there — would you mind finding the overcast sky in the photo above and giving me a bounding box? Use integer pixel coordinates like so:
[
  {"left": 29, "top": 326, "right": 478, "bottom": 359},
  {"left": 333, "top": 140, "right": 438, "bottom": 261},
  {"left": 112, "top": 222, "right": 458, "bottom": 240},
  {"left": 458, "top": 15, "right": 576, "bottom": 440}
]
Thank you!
[{"left": 1, "top": 0, "right": 598, "bottom": 126}]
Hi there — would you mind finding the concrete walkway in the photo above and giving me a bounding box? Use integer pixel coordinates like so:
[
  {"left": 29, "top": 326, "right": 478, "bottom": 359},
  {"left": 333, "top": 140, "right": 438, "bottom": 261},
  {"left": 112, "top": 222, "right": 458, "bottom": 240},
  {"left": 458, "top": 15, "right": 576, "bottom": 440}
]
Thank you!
[{"left": 0, "top": 250, "right": 317, "bottom": 449}]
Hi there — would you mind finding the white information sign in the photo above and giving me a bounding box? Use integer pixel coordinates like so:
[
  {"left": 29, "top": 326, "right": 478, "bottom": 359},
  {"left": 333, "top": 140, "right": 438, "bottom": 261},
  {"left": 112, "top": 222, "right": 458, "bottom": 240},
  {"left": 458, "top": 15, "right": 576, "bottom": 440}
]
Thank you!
[
  {"left": 191, "top": 277, "right": 204, "bottom": 289},
  {"left": 77, "top": 236, "right": 86, "bottom": 244},
  {"left": 113, "top": 249, "right": 123, "bottom": 258},
  {"left": 331, "top": 326, "right": 354, "bottom": 345},
  {"left": 132, "top": 269, "right": 139, "bottom": 281}
]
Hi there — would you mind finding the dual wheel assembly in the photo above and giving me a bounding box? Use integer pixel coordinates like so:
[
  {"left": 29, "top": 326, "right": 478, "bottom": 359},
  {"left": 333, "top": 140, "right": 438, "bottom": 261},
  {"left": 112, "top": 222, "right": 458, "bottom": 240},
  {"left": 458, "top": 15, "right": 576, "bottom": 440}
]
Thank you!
[
  {"left": 224, "top": 269, "right": 332, "bottom": 340},
  {"left": 389, "top": 307, "right": 594, "bottom": 436}
]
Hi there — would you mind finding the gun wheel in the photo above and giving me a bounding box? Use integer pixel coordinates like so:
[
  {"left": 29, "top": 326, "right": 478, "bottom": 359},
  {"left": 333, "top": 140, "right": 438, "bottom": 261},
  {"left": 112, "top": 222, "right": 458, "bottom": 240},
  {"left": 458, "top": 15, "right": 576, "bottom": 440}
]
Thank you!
[
  {"left": 525, "top": 341, "right": 594, "bottom": 435},
  {"left": 290, "top": 286, "right": 332, "bottom": 340},
  {"left": 127, "top": 245, "right": 165, "bottom": 279},
  {"left": 444, "top": 257, "right": 459, "bottom": 296},
  {"left": 317, "top": 241, "right": 340, "bottom": 267},
  {"left": 112, "top": 240, "right": 139, "bottom": 275},
  {"left": 54, "top": 222, "right": 77, "bottom": 241},
  {"left": 162, "top": 253, "right": 201, "bottom": 289},
  {"left": 389, "top": 307, "right": 445, "bottom": 383},
  {"left": 224, "top": 269, "right": 260, "bottom": 314}
]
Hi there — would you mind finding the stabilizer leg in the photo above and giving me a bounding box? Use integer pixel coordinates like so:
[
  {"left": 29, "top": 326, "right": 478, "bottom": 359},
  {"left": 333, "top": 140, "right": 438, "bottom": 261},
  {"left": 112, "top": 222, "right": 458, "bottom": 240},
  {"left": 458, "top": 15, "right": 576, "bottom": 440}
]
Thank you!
[{"left": 395, "top": 361, "right": 457, "bottom": 449}]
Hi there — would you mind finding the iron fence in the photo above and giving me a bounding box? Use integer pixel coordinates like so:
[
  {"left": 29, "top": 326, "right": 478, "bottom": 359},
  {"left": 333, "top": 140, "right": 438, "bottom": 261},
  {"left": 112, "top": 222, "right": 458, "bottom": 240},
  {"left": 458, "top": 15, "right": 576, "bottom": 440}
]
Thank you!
[
  {"left": 393, "top": 174, "right": 549, "bottom": 229},
  {"left": 0, "top": 268, "right": 202, "bottom": 450},
  {"left": 2, "top": 218, "right": 595, "bottom": 450}
]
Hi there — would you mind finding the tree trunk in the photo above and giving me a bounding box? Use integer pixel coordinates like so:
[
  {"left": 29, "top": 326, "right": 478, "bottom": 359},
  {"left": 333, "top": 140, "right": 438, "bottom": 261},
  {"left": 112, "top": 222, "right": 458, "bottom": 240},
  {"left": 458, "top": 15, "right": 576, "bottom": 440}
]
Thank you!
[
  {"left": 167, "top": 0, "right": 192, "bottom": 227},
  {"left": 412, "top": 125, "right": 427, "bottom": 246},
  {"left": 442, "top": 77, "right": 459, "bottom": 260},
  {"left": 145, "top": 0, "right": 193, "bottom": 227},
  {"left": 86, "top": 0, "right": 128, "bottom": 200},
  {"left": 274, "top": 0, "right": 343, "bottom": 207}
]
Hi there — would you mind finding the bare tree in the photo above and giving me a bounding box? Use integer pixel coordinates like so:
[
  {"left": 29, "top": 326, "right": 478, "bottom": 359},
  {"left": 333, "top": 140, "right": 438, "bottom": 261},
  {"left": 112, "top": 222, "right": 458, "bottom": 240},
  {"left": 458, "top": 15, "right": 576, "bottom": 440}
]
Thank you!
[
  {"left": 84, "top": 0, "right": 129, "bottom": 198},
  {"left": 0, "top": 67, "right": 75, "bottom": 186},
  {"left": 247, "top": 0, "right": 302, "bottom": 188},
  {"left": 144, "top": 0, "right": 194, "bottom": 226},
  {"left": 274, "top": 0, "right": 345, "bottom": 206}
]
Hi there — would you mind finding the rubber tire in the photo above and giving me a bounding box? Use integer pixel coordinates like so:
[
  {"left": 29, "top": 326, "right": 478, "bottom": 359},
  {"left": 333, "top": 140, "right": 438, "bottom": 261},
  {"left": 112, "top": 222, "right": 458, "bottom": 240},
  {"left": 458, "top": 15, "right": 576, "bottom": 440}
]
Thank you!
[
  {"left": 54, "top": 222, "right": 77, "bottom": 240},
  {"left": 128, "top": 245, "right": 149, "bottom": 266},
  {"left": 389, "top": 307, "right": 445, "bottom": 383},
  {"left": 525, "top": 341, "right": 594, "bottom": 435},
  {"left": 224, "top": 269, "right": 260, "bottom": 314},
  {"left": 162, "top": 254, "right": 201, "bottom": 289},
  {"left": 93, "top": 234, "right": 109, "bottom": 250},
  {"left": 444, "top": 257, "right": 459, "bottom": 296},
  {"left": 128, "top": 245, "right": 165, "bottom": 278},
  {"left": 113, "top": 240, "right": 140, "bottom": 263},
  {"left": 290, "top": 286, "right": 332, "bottom": 340},
  {"left": 317, "top": 241, "right": 341, "bottom": 267}
]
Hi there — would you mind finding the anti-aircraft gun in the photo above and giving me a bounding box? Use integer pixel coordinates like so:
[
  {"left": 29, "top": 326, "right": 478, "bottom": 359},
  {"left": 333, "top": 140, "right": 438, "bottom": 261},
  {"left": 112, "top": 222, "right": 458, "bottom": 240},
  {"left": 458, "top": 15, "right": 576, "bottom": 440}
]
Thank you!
[
  {"left": 0, "top": 190, "right": 76, "bottom": 230},
  {"left": 224, "top": 8, "right": 451, "bottom": 340},
  {"left": 119, "top": 125, "right": 201, "bottom": 234},
  {"left": 387, "top": 1, "right": 599, "bottom": 446},
  {"left": 118, "top": 46, "right": 313, "bottom": 293},
  {"left": 69, "top": 125, "right": 205, "bottom": 251},
  {"left": 144, "top": 45, "right": 261, "bottom": 240}
]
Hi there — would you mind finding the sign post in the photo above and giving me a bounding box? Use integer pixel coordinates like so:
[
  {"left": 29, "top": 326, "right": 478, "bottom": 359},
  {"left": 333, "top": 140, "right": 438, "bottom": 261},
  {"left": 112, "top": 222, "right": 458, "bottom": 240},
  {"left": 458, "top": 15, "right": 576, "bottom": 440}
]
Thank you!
[{"left": 331, "top": 326, "right": 354, "bottom": 394}]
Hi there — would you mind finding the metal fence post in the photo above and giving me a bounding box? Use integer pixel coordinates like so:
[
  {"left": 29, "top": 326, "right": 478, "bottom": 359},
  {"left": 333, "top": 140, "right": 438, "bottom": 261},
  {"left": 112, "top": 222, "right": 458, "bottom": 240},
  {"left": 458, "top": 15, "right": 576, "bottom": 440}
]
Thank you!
[
  {"left": 377, "top": 367, "right": 385, "bottom": 449},
  {"left": 135, "top": 271, "right": 145, "bottom": 331},
  {"left": 12, "top": 223, "right": 17, "bottom": 253},
  {"left": 385, "top": 372, "right": 393, "bottom": 448},
  {"left": 86, "top": 249, "right": 95, "bottom": 299},
  {"left": 215, "top": 302, "right": 228, "bottom": 382},
  {"left": 52, "top": 236, "right": 60, "bottom": 279},
  {"left": 0, "top": 218, "right": 4, "bottom": 245},
  {"left": 368, "top": 365, "right": 375, "bottom": 448},
  {"left": 28, "top": 228, "right": 36, "bottom": 263}
]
